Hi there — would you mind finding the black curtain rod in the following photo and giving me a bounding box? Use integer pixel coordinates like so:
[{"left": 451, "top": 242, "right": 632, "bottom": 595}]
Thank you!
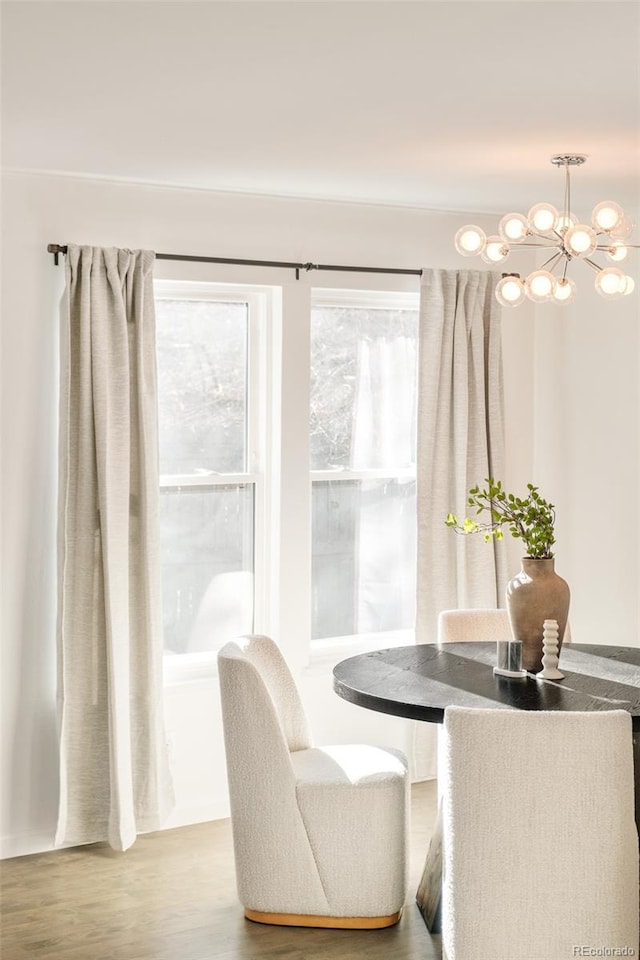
[{"left": 47, "top": 244, "right": 423, "bottom": 280}]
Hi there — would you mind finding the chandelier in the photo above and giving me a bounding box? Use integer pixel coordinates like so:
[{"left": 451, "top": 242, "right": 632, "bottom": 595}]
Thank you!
[{"left": 454, "top": 155, "right": 638, "bottom": 306}]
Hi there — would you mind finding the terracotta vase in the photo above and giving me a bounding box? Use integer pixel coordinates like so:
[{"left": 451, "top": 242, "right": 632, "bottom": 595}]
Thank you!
[{"left": 505, "top": 558, "right": 570, "bottom": 673}]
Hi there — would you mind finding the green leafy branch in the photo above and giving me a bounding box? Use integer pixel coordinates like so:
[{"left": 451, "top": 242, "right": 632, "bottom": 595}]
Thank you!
[{"left": 445, "top": 477, "right": 556, "bottom": 559}]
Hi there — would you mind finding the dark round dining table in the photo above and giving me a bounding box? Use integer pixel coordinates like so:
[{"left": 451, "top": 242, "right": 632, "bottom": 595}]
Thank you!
[
  {"left": 333, "top": 641, "right": 640, "bottom": 931},
  {"left": 333, "top": 641, "right": 640, "bottom": 730}
]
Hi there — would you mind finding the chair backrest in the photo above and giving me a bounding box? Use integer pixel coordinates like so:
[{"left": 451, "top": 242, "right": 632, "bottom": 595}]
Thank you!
[
  {"left": 442, "top": 706, "right": 638, "bottom": 958},
  {"left": 438, "top": 608, "right": 512, "bottom": 643},
  {"left": 217, "top": 635, "right": 326, "bottom": 910},
  {"left": 218, "top": 634, "right": 312, "bottom": 755},
  {"left": 438, "top": 607, "right": 572, "bottom": 644}
]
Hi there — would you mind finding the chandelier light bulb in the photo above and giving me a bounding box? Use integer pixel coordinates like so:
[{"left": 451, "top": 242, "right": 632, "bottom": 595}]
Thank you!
[
  {"left": 454, "top": 225, "right": 486, "bottom": 256},
  {"left": 481, "top": 236, "right": 510, "bottom": 264},
  {"left": 555, "top": 213, "right": 576, "bottom": 235},
  {"left": 525, "top": 270, "right": 555, "bottom": 302},
  {"left": 595, "top": 267, "right": 625, "bottom": 298},
  {"left": 499, "top": 213, "right": 529, "bottom": 243},
  {"left": 528, "top": 203, "right": 558, "bottom": 234},
  {"left": 621, "top": 275, "right": 635, "bottom": 296},
  {"left": 495, "top": 275, "right": 526, "bottom": 307},
  {"left": 592, "top": 201, "right": 624, "bottom": 233},
  {"left": 606, "top": 241, "right": 628, "bottom": 262},
  {"left": 564, "top": 224, "right": 597, "bottom": 258},
  {"left": 610, "top": 215, "right": 635, "bottom": 240},
  {"left": 552, "top": 277, "right": 576, "bottom": 304}
]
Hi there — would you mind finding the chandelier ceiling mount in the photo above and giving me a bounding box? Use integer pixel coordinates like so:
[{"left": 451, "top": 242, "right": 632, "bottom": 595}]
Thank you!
[{"left": 549, "top": 154, "right": 587, "bottom": 168}]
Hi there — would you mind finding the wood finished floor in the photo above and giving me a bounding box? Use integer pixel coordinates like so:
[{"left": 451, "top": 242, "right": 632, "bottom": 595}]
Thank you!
[{"left": 1, "top": 782, "right": 441, "bottom": 960}]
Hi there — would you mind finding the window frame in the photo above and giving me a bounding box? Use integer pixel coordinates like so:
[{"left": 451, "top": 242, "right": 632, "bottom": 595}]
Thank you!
[
  {"left": 154, "top": 280, "right": 274, "bottom": 683},
  {"left": 308, "top": 287, "right": 420, "bottom": 660},
  {"left": 154, "top": 279, "right": 420, "bottom": 681}
]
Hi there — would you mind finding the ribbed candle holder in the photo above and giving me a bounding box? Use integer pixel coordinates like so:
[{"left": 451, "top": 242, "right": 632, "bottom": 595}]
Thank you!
[{"left": 536, "top": 619, "right": 565, "bottom": 680}]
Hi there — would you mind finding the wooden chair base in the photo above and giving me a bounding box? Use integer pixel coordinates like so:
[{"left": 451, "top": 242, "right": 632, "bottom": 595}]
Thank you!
[
  {"left": 416, "top": 804, "right": 443, "bottom": 932},
  {"left": 244, "top": 907, "right": 403, "bottom": 929}
]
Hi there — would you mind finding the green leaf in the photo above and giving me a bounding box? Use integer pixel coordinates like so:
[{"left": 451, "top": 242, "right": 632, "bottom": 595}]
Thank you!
[{"left": 444, "top": 478, "right": 556, "bottom": 557}]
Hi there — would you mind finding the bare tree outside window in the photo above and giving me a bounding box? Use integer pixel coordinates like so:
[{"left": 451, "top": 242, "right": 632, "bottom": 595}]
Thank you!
[
  {"left": 157, "top": 299, "right": 247, "bottom": 475},
  {"left": 156, "top": 297, "right": 254, "bottom": 655},
  {"left": 310, "top": 305, "right": 417, "bottom": 470}
]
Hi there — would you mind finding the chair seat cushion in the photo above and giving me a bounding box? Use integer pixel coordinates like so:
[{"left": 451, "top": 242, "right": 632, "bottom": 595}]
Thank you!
[
  {"left": 291, "top": 743, "right": 407, "bottom": 786},
  {"left": 289, "top": 745, "right": 408, "bottom": 917}
]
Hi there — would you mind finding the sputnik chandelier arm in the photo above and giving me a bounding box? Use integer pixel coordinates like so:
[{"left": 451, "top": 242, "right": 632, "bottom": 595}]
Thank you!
[{"left": 454, "top": 155, "right": 638, "bottom": 306}]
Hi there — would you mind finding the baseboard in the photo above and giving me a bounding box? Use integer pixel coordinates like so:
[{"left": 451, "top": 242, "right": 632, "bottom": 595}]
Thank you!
[
  {"left": 2, "top": 799, "right": 231, "bottom": 860},
  {"left": 162, "top": 798, "right": 230, "bottom": 830}
]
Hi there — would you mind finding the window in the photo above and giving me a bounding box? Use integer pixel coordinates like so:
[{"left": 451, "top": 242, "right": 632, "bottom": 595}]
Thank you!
[
  {"left": 155, "top": 282, "right": 270, "bottom": 665},
  {"left": 310, "top": 291, "right": 419, "bottom": 644},
  {"left": 155, "top": 280, "right": 418, "bottom": 674}
]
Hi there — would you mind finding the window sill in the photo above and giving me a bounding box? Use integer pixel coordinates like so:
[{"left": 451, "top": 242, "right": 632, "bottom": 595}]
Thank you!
[
  {"left": 163, "top": 630, "right": 416, "bottom": 685},
  {"left": 304, "top": 629, "right": 414, "bottom": 674},
  {"left": 163, "top": 651, "right": 219, "bottom": 686}
]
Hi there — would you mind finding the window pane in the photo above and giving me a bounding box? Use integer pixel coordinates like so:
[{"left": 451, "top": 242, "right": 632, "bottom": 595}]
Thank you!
[
  {"left": 160, "top": 484, "right": 254, "bottom": 654},
  {"left": 311, "top": 478, "right": 416, "bottom": 640},
  {"left": 156, "top": 299, "right": 248, "bottom": 475},
  {"left": 310, "top": 305, "right": 418, "bottom": 471}
]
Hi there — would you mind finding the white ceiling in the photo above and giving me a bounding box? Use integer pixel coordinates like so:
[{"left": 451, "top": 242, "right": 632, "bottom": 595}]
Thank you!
[{"left": 2, "top": 1, "right": 639, "bottom": 214}]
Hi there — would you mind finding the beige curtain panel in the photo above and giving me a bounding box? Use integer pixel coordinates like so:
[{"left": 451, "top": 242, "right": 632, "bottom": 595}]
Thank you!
[
  {"left": 56, "top": 245, "right": 174, "bottom": 851},
  {"left": 414, "top": 268, "right": 507, "bottom": 779}
]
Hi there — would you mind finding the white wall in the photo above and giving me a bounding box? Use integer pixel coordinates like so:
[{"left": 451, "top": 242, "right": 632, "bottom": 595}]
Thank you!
[
  {"left": 532, "top": 285, "right": 639, "bottom": 644},
  {"left": 2, "top": 170, "right": 636, "bottom": 858}
]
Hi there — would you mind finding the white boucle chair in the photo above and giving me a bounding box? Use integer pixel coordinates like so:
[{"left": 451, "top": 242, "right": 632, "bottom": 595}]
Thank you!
[
  {"left": 438, "top": 607, "right": 513, "bottom": 643},
  {"left": 217, "top": 634, "right": 409, "bottom": 929},
  {"left": 437, "top": 607, "right": 572, "bottom": 644},
  {"left": 441, "top": 706, "right": 639, "bottom": 960}
]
